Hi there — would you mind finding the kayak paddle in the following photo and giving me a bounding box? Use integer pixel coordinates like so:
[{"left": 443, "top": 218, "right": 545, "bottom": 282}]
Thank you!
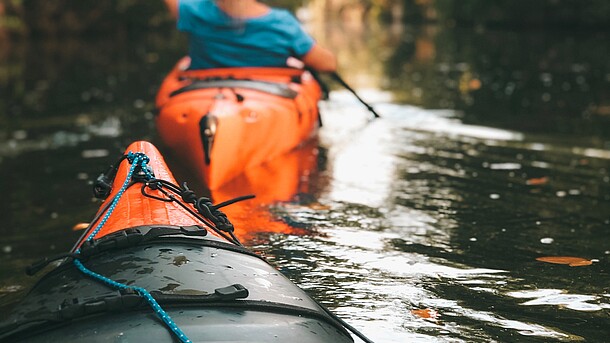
[{"left": 331, "top": 72, "right": 381, "bottom": 119}]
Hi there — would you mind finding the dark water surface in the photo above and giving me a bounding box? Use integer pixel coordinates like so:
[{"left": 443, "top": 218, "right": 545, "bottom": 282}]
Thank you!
[{"left": 1, "top": 23, "right": 609, "bottom": 342}]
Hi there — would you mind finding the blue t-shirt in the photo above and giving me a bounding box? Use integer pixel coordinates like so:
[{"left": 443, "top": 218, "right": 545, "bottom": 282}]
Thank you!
[{"left": 178, "top": 0, "right": 315, "bottom": 69}]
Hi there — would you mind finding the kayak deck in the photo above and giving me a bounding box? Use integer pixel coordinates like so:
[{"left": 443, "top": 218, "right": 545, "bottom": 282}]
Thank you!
[{"left": 0, "top": 141, "right": 356, "bottom": 343}]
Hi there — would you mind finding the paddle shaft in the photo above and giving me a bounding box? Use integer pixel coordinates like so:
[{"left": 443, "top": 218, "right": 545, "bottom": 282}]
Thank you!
[
  {"left": 306, "top": 68, "right": 381, "bottom": 119},
  {"left": 330, "top": 72, "right": 381, "bottom": 118}
]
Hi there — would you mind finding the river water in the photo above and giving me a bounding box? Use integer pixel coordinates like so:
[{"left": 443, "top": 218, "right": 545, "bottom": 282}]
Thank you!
[{"left": 1, "top": 22, "right": 609, "bottom": 342}]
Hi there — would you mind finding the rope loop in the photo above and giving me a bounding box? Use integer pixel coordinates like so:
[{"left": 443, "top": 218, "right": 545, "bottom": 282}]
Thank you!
[
  {"left": 126, "top": 152, "right": 154, "bottom": 181},
  {"left": 196, "top": 197, "right": 234, "bottom": 233},
  {"left": 179, "top": 182, "right": 198, "bottom": 203},
  {"left": 126, "top": 151, "right": 149, "bottom": 165}
]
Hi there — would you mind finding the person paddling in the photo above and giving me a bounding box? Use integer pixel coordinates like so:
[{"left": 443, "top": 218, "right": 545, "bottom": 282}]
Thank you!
[{"left": 163, "top": 0, "right": 337, "bottom": 72}]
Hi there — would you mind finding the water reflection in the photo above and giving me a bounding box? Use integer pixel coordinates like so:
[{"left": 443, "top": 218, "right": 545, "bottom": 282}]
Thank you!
[
  {"left": 386, "top": 26, "right": 610, "bottom": 138},
  {"left": 309, "top": 20, "right": 610, "bottom": 140},
  {"left": 211, "top": 139, "right": 324, "bottom": 243},
  {"left": 258, "top": 92, "right": 609, "bottom": 341},
  {"left": 509, "top": 289, "right": 609, "bottom": 312}
]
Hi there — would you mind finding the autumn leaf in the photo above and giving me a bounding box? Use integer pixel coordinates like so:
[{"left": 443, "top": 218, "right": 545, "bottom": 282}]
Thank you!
[
  {"left": 536, "top": 256, "right": 593, "bottom": 267},
  {"left": 526, "top": 177, "right": 549, "bottom": 186},
  {"left": 411, "top": 308, "right": 439, "bottom": 320},
  {"left": 468, "top": 78, "right": 482, "bottom": 90},
  {"left": 72, "top": 222, "right": 90, "bottom": 231},
  {"left": 308, "top": 202, "right": 331, "bottom": 210}
]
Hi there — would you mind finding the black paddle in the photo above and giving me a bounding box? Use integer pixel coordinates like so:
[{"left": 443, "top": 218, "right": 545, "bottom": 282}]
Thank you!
[
  {"left": 306, "top": 68, "right": 381, "bottom": 119},
  {"left": 330, "top": 72, "right": 381, "bottom": 119}
]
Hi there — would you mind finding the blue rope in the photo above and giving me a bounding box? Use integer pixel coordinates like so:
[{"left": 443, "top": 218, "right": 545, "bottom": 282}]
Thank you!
[
  {"left": 81, "top": 152, "right": 144, "bottom": 243},
  {"left": 73, "top": 260, "right": 192, "bottom": 343},
  {"left": 74, "top": 151, "right": 192, "bottom": 343}
]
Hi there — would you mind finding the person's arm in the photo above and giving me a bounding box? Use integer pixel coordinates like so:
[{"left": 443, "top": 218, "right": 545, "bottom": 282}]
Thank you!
[
  {"left": 164, "top": 0, "right": 179, "bottom": 19},
  {"left": 301, "top": 44, "right": 337, "bottom": 72}
]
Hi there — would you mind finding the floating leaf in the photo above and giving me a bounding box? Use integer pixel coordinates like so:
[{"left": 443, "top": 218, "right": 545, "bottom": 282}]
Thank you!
[
  {"left": 536, "top": 256, "right": 593, "bottom": 267},
  {"left": 566, "top": 259, "right": 594, "bottom": 267},
  {"left": 411, "top": 308, "right": 439, "bottom": 320},
  {"left": 72, "top": 222, "right": 90, "bottom": 231},
  {"left": 468, "top": 79, "right": 482, "bottom": 90},
  {"left": 526, "top": 177, "right": 549, "bottom": 186},
  {"left": 308, "top": 202, "right": 331, "bottom": 210}
]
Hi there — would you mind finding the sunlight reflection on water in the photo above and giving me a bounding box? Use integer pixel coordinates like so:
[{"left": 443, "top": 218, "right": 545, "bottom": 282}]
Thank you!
[
  {"left": 508, "top": 289, "right": 610, "bottom": 312},
  {"left": 274, "top": 90, "right": 610, "bottom": 342}
]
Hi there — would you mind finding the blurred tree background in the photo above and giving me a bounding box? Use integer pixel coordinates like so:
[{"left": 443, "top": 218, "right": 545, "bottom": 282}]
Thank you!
[
  {"left": 2, "top": 0, "right": 610, "bottom": 36},
  {"left": 1, "top": 0, "right": 609, "bottom": 138},
  {"left": 0, "top": 0, "right": 170, "bottom": 36},
  {"left": 431, "top": 0, "right": 610, "bottom": 27}
]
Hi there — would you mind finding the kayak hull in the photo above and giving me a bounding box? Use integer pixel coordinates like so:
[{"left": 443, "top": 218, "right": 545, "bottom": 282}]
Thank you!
[
  {"left": 22, "top": 309, "right": 349, "bottom": 343},
  {"left": 0, "top": 141, "right": 353, "bottom": 343},
  {"left": 155, "top": 58, "right": 322, "bottom": 190},
  {"left": 5, "top": 241, "right": 351, "bottom": 343}
]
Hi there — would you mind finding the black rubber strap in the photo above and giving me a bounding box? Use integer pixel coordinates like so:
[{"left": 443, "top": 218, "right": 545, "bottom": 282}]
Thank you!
[
  {"left": 170, "top": 79, "right": 298, "bottom": 99},
  {"left": 27, "top": 225, "right": 262, "bottom": 277}
]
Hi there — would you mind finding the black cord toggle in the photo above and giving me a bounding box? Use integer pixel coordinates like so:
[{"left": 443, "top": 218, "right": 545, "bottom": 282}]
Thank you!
[
  {"left": 93, "top": 170, "right": 113, "bottom": 199},
  {"left": 92, "top": 155, "right": 128, "bottom": 199}
]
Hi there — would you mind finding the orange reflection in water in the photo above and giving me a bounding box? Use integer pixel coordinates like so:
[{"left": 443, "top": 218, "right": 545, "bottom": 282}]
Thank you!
[{"left": 212, "top": 138, "right": 321, "bottom": 243}]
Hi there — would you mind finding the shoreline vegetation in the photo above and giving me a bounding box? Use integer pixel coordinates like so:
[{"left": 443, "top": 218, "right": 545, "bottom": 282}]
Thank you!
[
  {"left": 1, "top": 0, "right": 609, "bottom": 139},
  {"left": 1, "top": 0, "right": 610, "bottom": 38}
]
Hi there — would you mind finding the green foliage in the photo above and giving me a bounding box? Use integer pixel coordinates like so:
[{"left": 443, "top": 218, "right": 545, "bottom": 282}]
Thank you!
[
  {"left": 432, "top": 0, "right": 610, "bottom": 27},
  {"left": 0, "top": 15, "right": 22, "bottom": 30},
  {"left": 5, "top": 0, "right": 610, "bottom": 36},
  {"left": 265, "top": 0, "right": 307, "bottom": 12},
  {"left": 10, "top": 0, "right": 173, "bottom": 35},
  {"left": 1, "top": 0, "right": 311, "bottom": 35},
  {"left": 0, "top": 0, "right": 24, "bottom": 32}
]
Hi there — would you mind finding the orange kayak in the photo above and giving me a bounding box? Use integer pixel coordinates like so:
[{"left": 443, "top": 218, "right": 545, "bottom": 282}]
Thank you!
[
  {"left": 80, "top": 140, "right": 219, "bottom": 242},
  {"left": 1, "top": 141, "right": 359, "bottom": 343},
  {"left": 155, "top": 58, "right": 323, "bottom": 190}
]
